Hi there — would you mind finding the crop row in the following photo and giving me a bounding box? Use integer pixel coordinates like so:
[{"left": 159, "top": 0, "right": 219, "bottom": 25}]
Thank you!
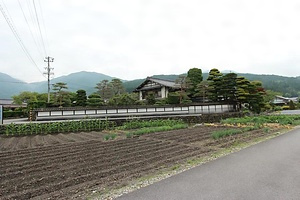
[
  {"left": 2, "top": 119, "right": 116, "bottom": 136},
  {"left": 1, "top": 140, "right": 201, "bottom": 199}
]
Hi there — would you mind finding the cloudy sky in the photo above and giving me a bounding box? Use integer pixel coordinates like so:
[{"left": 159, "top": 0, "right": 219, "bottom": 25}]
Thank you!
[{"left": 1, "top": 0, "right": 300, "bottom": 83}]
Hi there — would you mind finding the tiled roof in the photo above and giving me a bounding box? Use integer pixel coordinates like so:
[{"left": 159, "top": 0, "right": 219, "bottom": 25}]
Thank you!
[{"left": 134, "top": 77, "right": 180, "bottom": 91}]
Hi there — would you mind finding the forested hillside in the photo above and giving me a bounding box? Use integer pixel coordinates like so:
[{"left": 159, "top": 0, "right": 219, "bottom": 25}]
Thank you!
[
  {"left": 123, "top": 73, "right": 300, "bottom": 97},
  {"left": 1, "top": 71, "right": 300, "bottom": 98}
]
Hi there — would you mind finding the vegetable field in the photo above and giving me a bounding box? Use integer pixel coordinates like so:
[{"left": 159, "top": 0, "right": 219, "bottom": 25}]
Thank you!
[{"left": 0, "top": 124, "right": 284, "bottom": 199}]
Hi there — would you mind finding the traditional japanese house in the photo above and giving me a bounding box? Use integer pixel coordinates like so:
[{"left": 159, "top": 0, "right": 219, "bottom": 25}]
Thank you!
[{"left": 134, "top": 77, "right": 181, "bottom": 101}]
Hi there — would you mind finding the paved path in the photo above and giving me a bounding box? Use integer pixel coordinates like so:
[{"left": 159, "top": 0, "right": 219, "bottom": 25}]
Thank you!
[
  {"left": 118, "top": 128, "right": 300, "bottom": 200},
  {"left": 281, "top": 110, "right": 300, "bottom": 115}
]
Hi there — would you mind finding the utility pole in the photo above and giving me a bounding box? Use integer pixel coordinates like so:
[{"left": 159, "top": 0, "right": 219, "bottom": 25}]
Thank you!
[{"left": 43, "top": 56, "right": 54, "bottom": 103}]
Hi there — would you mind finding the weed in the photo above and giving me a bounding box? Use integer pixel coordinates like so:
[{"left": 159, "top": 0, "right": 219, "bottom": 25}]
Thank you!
[
  {"left": 212, "top": 129, "right": 243, "bottom": 139},
  {"left": 103, "top": 134, "right": 111, "bottom": 141}
]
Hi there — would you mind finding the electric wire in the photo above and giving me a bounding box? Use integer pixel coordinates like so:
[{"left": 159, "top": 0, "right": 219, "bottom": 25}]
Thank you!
[
  {"left": 26, "top": 0, "right": 45, "bottom": 61},
  {"left": 32, "top": 0, "right": 47, "bottom": 56},
  {"left": 0, "top": 2, "right": 44, "bottom": 76},
  {"left": 38, "top": 0, "right": 51, "bottom": 56},
  {"left": 17, "top": 0, "right": 43, "bottom": 58}
]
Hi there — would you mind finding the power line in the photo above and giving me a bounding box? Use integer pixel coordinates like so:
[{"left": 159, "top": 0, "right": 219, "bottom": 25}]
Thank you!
[
  {"left": 17, "top": 0, "right": 44, "bottom": 58},
  {"left": 38, "top": 0, "right": 51, "bottom": 55},
  {"left": 0, "top": 1, "right": 44, "bottom": 76},
  {"left": 32, "top": 0, "right": 47, "bottom": 56},
  {"left": 26, "top": 0, "right": 42, "bottom": 52}
]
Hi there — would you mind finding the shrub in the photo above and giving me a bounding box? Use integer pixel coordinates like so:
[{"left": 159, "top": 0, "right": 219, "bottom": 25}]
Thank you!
[{"left": 3, "top": 111, "right": 28, "bottom": 119}]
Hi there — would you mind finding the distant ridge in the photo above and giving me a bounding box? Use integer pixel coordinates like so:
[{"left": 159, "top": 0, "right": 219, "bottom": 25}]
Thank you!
[{"left": 1, "top": 71, "right": 300, "bottom": 99}]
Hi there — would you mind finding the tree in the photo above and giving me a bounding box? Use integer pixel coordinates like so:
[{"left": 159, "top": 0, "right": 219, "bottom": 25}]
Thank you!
[
  {"left": 146, "top": 91, "right": 156, "bottom": 105},
  {"left": 236, "top": 76, "right": 250, "bottom": 104},
  {"left": 52, "top": 82, "right": 68, "bottom": 107},
  {"left": 195, "top": 80, "right": 209, "bottom": 103},
  {"left": 12, "top": 91, "right": 38, "bottom": 104},
  {"left": 221, "top": 73, "right": 238, "bottom": 103},
  {"left": 87, "top": 93, "right": 104, "bottom": 107},
  {"left": 75, "top": 89, "right": 87, "bottom": 107},
  {"left": 289, "top": 100, "right": 296, "bottom": 110},
  {"left": 110, "top": 79, "right": 125, "bottom": 95},
  {"left": 207, "top": 68, "right": 223, "bottom": 102},
  {"left": 108, "top": 93, "right": 138, "bottom": 106},
  {"left": 187, "top": 68, "right": 203, "bottom": 97},
  {"left": 175, "top": 75, "right": 190, "bottom": 104},
  {"left": 95, "top": 80, "right": 113, "bottom": 101},
  {"left": 246, "top": 81, "right": 265, "bottom": 113},
  {"left": 264, "top": 90, "right": 282, "bottom": 104}
]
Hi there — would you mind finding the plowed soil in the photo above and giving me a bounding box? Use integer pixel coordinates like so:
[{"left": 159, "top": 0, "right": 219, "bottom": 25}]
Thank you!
[{"left": 0, "top": 126, "right": 280, "bottom": 200}]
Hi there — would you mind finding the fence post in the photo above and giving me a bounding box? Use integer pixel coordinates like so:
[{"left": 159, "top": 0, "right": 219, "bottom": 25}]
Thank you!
[{"left": 0, "top": 105, "right": 3, "bottom": 125}]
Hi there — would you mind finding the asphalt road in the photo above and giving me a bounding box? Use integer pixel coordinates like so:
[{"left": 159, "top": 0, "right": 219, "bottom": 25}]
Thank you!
[{"left": 118, "top": 128, "right": 300, "bottom": 200}]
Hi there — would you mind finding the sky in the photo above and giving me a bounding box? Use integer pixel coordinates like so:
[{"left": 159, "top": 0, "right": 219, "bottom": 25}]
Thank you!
[{"left": 1, "top": 0, "right": 300, "bottom": 83}]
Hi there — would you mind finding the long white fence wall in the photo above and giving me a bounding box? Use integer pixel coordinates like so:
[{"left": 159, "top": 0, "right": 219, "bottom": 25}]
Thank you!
[{"left": 33, "top": 104, "right": 236, "bottom": 121}]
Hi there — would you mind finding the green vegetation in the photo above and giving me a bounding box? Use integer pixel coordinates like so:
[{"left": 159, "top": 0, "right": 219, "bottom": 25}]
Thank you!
[
  {"left": 1, "top": 119, "right": 187, "bottom": 137},
  {"left": 118, "top": 119, "right": 185, "bottom": 130},
  {"left": 221, "top": 115, "right": 300, "bottom": 126},
  {"left": 126, "top": 124, "right": 188, "bottom": 137},
  {"left": 75, "top": 89, "right": 87, "bottom": 107},
  {"left": 187, "top": 68, "right": 203, "bottom": 97},
  {"left": 212, "top": 129, "right": 243, "bottom": 139},
  {"left": 8, "top": 68, "right": 299, "bottom": 116},
  {"left": 103, "top": 133, "right": 117, "bottom": 141},
  {"left": 212, "top": 126, "right": 260, "bottom": 139},
  {"left": 212, "top": 114, "right": 300, "bottom": 139},
  {"left": 3, "top": 120, "right": 116, "bottom": 136}
]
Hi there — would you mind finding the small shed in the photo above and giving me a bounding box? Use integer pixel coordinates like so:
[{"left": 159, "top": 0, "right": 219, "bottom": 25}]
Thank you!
[{"left": 134, "top": 77, "right": 180, "bottom": 101}]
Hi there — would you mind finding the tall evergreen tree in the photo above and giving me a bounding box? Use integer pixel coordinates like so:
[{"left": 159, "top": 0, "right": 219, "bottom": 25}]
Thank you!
[
  {"left": 75, "top": 89, "right": 87, "bottom": 107},
  {"left": 195, "top": 80, "right": 209, "bottom": 103},
  {"left": 87, "top": 93, "right": 104, "bottom": 107},
  {"left": 52, "top": 82, "right": 68, "bottom": 107},
  {"left": 187, "top": 68, "right": 203, "bottom": 97},
  {"left": 221, "top": 73, "right": 238, "bottom": 103},
  {"left": 207, "top": 68, "right": 223, "bottom": 102}
]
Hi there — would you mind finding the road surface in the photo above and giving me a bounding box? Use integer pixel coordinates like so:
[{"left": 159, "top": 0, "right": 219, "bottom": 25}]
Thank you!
[{"left": 118, "top": 127, "right": 300, "bottom": 200}]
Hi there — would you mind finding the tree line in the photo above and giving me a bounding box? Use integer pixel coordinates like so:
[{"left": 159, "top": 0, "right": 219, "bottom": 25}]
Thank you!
[{"left": 12, "top": 68, "right": 299, "bottom": 113}]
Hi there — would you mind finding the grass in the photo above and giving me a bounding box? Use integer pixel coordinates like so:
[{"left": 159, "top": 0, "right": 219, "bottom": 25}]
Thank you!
[
  {"left": 212, "top": 114, "right": 300, "bottom": 139},
  {"left": 212, "top": 129, "right": 243, "bottom": 139},
  {"left": 118, "top": 119, "right": 185, "bottom": 130},
  {"left": 221, "top": 115, "right": 300, "bottom": 126},
  {"left": 126, "top": 124, "right": 188, "bottom": 137},
  {"left": 103, "top": 133, "right": 117, "bottom": 141}
]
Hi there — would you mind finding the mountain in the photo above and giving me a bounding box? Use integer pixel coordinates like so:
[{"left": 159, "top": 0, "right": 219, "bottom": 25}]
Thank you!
[
  {"left": 1, "top": 71, "right": 300, "bottom": 99},
  {"left": 29, "top": 71, "right": 117, "bottom": 94},
  {"left": 0, "top": 71, "right": 116, "bottom": 98},
  {"left": 0, "top": 72, "right": 31, "bottom": 98}
]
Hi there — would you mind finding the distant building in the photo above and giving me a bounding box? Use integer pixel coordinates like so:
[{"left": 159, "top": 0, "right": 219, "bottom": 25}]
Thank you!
[
  {"left": 0, "top": 99, "right": 27, "bottom": 109},
  {"left": 272, "top": 96, "right": 299, "bottom": 105},
  {"left": 134, "top": 77, "right": 181, "bottom": 101}
]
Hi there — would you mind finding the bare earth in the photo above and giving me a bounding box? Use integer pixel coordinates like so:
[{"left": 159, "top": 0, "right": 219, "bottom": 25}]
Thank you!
[{"left": 0, "top": 126, "right": 281, "bottom": 199}]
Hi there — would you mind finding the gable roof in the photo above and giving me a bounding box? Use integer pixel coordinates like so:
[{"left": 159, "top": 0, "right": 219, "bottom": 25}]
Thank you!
[
  {"left": 273, "top": 96, "right": 299, "bottom": 104},
  {"left": 134, "top": 77, "right": 180, "bottom": 91}
]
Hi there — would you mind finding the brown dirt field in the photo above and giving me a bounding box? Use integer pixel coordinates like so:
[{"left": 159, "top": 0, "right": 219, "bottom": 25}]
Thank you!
[{"left": 0, "top": 126, "right": 281, "bottom": 200}]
